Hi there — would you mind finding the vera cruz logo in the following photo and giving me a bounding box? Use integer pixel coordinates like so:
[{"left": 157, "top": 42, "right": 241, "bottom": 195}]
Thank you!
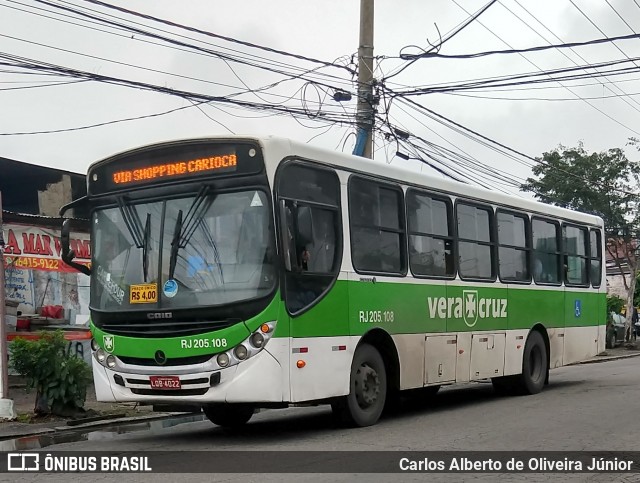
[
  {"left": 463, "top": 290, "right": 478, "bottom": 327},
  {"left": 427, "top": 290, "right": 507, "bottom": 328},
  {"left": 103, "top": 335, "right": 114, "bottom": 353}
]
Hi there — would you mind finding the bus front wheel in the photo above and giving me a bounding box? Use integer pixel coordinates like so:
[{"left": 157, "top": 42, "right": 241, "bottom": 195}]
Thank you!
[
  {"left": 203, "top": 403, "right": 255, "bottom": 428},
  {"left": 516, "top": 331, "right": 548, "bottom": 395},
  {"left": 332, "top": 343, "right": 387, "bottom": 427}
]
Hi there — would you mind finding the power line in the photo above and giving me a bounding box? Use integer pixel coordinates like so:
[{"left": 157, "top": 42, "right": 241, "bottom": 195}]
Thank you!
[
  {"left": 387, "top": 101, "right": 530, "bottom": 182},
  {"left": 569, "top": 0, "right": 640, "bottom": 69},
  {"left": 0, "top": 33, "right": 253, "bottom": 93},
  {"left": 385, "top": 65, "right": 640, "bottom": 93},
  {"left": 397, "top": 57, "right": 640, "bottom": 95},
  {"left": 29, "top": 0, "right": 355, "bottom": 93},
  {"left": 3, "top": 0, "right": 356, "bottom": 90},
  {"left": 605, "top": 0, "right": 637, "bottom": 34},
  {"left": 399, "top": 31, "right": 640, "bottom": 60},
  {"left": 188, "top": 101, "right": 236, "bottom": 135},
  {"left": 0, "top": 52, "right": 358, "bottom": 131},
  {"left": 77, "top": 0, "right": 356, "bottom": 75},
  {"left": 505, "top": 0, "right": 640, "bottom": 114},
  {"left": 418, "top": 0, "right": 640, "bottom": 137},
  {"left": 429, "top": 75, "right": 640, "bottom": 94},
  {"left": 0, "top": 53, "right": 356, "bottom": 123},
  {"left": 393, "top": 96, "right": 536, "bottom": 172},
  {"left": 0, "top": 100, "right": 202, "bottom": 135},
  {"left": 397, "top": 132, "right": 526, "bottom": 191},
  {"left": 0, "top": 32, "right": 353, "bottom": 111},
  {"left": 441, "top": 90, "right": 640, "bottom": 102},
  {"left": 384, "top": 0, "right": 499, "bottom": 81},
  {"left": 0, "top": 78, "right": 86, "bottom": 90},
  {"left": 386, "top": 90, "right": 639, "bottom": 197}
]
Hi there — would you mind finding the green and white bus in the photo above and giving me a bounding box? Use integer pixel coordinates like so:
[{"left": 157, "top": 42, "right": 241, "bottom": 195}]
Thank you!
[{"left": 60, "top": 136, "right": 606, "bottom": 428}]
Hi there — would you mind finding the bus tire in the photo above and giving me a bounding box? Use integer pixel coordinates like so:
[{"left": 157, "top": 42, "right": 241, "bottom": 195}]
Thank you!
[
  {"left": 515, "top": 331, "right": 548, "bottom": 395},
  {"left": 203, "top": 403, "right": 254, "bottom": 428},
  {"left": 332, "top": 343, "right": 387, "bottom": 427}
]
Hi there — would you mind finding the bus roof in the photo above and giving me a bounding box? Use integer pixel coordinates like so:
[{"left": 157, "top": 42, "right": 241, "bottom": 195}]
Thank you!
[
  {"left": 259, "top": 135, "right": 604, "bottom": 228},
  {"left": 88, "top": 135, "right": 604, "bottom": 228}
]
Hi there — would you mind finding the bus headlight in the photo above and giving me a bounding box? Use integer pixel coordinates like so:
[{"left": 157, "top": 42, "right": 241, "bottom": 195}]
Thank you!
[
  {"left": 91, "top": 338, "right": 98, "bottom": 351},
  {"left": 234, "top": 345, "right": 248, "bottom": 360},
  {"left": 250, "top": 332, "right": 264, "bottom": 348},
  {"left": 210, "top": 321, "right": 276, "bottom": 370},
  {"left": 106, "top": 355, "right": 116, "bottom": 368},
  {"left": 96, "top": 349, "right": 106, "bottom": 363},
  {"left": 217, "top": 353, "right": 230, "bottom": 367}
]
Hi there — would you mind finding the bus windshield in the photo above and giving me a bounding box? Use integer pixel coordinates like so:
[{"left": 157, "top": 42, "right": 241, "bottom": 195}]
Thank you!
[{"left": 91, "top": 189, "right": 276, "bottom": 312}]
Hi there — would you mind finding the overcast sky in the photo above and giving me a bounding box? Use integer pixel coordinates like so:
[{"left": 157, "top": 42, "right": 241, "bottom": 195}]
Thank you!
[{"left": 2, "top": 0, "right": 640, "bottom": 195}]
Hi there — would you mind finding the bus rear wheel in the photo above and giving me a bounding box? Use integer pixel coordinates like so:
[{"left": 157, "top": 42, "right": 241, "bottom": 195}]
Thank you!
[
  {"left": 515, "top": 331, "right": 548, "bottom": 395},
  {"left": 332, "top": 343, "right": 387, "bottom": 427},
  {"left": 203, "top": 403, "right": 255, "bottom": 428}
]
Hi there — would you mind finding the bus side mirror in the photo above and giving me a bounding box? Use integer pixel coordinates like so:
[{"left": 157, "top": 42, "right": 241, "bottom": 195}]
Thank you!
[{"left": 61, "top": 219, "right": 91, "bottom": 276}]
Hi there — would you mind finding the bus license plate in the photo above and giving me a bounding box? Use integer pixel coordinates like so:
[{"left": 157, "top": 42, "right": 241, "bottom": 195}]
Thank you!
[{"left": 149, "top": 376, "right": 181, "bottom": 390}]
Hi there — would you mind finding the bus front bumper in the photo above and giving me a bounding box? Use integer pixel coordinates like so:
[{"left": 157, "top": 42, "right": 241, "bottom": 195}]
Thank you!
[{"left": 92, "top": 347, "right": 284, "bottom": 404}]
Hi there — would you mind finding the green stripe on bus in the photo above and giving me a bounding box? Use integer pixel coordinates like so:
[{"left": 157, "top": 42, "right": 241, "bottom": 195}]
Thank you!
[
  {"left": 90, "top": 294, "right": 282, "bottom": 359},
  {"left": 91, "top": 282, "right": 604, "bottom": 357}
]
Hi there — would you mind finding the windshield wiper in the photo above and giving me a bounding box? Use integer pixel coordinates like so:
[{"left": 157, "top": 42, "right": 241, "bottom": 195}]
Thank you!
[
  {"left": 142, "top": 213, "right": 151, "bottom": 282},
  {"left": 117, "top": 196, "right": 144, "bottom": 248},
  {"left": 117, "top": 196, "right": 152, "bottom": 281},
  {"left": 167, "top": 186, "right": 216, "bottom": 280},
  {"left": 168, "top": 209, "right": 183, "bottom": 280}
]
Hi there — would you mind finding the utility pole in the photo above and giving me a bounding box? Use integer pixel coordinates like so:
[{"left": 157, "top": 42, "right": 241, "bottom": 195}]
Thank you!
[
  {"left": 0, "top": 192, "right": 16, "bottom": 419},
  {"left": 353, "top": 0, "right": 375, "bottom": 158}
]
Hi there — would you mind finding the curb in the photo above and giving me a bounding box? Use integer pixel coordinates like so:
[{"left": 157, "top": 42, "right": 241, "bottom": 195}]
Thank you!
[
  {"left": 0, "top": 411, "right": 202, "bottom": 441},
  {"left": 573, "top": 352, "right": 640, "bottom": 365}
]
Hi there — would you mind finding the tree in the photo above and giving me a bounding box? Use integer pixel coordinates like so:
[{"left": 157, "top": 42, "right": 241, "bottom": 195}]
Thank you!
[
  {"left": 607, "top": 294, "right": 625, "bottom": 315},
  {"left": 521, "top": 142, "right": 640, "bottom": 340}
]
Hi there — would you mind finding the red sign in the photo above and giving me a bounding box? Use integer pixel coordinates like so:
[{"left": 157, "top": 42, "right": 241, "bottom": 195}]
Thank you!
[
  {"left": 149, "top": 376, "right": 181, "bottom": 390},
  {"left": 2, "top": 224, "right": 91, "bottom": 273}
]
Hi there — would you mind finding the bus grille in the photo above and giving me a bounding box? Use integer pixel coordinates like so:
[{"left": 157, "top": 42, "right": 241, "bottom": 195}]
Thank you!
[
  {"left": 131, "top": 388, "right": 209, "bottom": 396},
  {"left": 119, "top": 354, "right": 213, "bottom": 367},
  {"left": 98, "top": 320, "right": 236, "bottom": 337}
]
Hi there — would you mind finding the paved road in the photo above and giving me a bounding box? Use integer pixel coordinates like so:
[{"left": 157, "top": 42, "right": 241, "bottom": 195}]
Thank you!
[{"left": 3, "top": 358, "right": 640, "bottom": 482}]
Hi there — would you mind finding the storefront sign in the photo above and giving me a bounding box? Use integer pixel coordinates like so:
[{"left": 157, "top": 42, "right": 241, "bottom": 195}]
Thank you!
[{"left": 2, "top": 224, "right": 91, "bottom": 273}]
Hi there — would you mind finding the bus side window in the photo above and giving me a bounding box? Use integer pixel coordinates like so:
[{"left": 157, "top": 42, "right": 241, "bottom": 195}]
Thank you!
[
  {"left": 286, "top": 204, "right": 338, "bottom": 273},
  {"left": 532, "top": 218, "right": 561, "bottom": 285},
  {"left": 277, "top": 162, "right": 342, "bottom": 315}
]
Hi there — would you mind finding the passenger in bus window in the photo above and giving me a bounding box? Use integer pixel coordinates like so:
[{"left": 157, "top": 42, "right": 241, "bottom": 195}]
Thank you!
[
  {"left": 300, "top": 247, "right": 310, "bottom": 271},
  {"left": 534, "top": 256, "right": 543, "bottom": 281}
]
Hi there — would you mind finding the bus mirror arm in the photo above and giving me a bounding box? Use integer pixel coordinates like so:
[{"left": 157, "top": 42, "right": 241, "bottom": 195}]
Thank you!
[
  {"left": 61, "top": 219, "right": 91, "bottom": 276},
  {"left": 59, "top": 196, "right": 88, "bottom": 217}
]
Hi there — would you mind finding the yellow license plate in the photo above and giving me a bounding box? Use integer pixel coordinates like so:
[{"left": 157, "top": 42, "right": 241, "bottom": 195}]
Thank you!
[{"left": 130, "top": 283, "right": 158, "bottom": 304}]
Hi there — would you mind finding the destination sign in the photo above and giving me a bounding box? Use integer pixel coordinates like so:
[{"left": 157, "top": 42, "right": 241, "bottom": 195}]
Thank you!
[
  {"left": 88, "top": 141, "right": 264, "bottom": 195},
  {"left": 112, "top": 153, "right": 237, "bottom": 185}
]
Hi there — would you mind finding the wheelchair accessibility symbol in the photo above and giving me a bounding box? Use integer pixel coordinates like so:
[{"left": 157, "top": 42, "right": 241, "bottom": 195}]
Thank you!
[{"left": 575, "top": 300, "right": 582, "bottom": 318}]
